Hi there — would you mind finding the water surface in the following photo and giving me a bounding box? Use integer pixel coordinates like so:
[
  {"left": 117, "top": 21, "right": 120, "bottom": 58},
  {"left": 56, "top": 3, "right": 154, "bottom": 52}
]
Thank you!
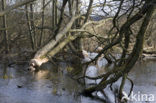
[{"left": 0, "top": 60, "right": 156, "bottom": 103}]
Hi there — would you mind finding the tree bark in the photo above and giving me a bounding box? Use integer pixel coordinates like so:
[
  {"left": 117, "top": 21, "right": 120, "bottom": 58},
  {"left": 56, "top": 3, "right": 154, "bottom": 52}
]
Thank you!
[
  {"left": 25, "top": 5, "right": 35, "bottom": 50},
  {"left": 39, "top": 0, "right": 45, "bottom": 47},
  {"left": 30, "top": 4, "right": 37, "bottom": 49},
  {"left": 1, "top": 0, "right": 9, "bottom": 53},
  {"left": 31, "top": 15, "right": 80, "bottom": 66}
]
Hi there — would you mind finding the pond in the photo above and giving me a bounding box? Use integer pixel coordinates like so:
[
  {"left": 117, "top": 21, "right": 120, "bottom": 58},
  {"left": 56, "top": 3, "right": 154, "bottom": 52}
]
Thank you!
[
  {"left": 0, "top": 60, "right": 156, "bottom": 103},
  {"left": 0, "top": 63, "right": 100, "bottom": 103}
]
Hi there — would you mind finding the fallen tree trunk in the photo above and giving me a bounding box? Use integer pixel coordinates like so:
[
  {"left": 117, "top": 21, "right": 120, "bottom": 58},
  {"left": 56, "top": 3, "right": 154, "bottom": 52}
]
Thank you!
[
  {"left": 34, "top": 16, "right": 78, "bottom": 58},
  {"left": 32, "top": 34, "right": 79, "bottom": 66},
  {"left": 30, "top": 14, "right": 81, "bottom": 67},
  {"left": 29, "top": 17, "right": 116, "bottom": 68},
  {"left": 47, "top": 34, "right": 78, "bottom": 58},
  {"left": 27, "top": 16, "right": 115, "bottom": 74}
]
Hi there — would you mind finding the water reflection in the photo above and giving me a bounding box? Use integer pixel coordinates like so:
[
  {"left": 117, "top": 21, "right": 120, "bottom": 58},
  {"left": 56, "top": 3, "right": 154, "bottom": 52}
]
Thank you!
[
  {"left": 1, "top": 59, "right": 156, "bottom": 103},
  {"left": 0, "top": 63, "right": 101, "bottom": 103},
  {"left": 125, "top": 60, "right": 156, "bottom": 103}
]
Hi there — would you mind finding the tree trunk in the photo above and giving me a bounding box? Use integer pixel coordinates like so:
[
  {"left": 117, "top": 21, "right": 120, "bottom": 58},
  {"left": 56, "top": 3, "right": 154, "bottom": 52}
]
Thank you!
[
  {"left": 30, "top": 4, "right": 37, "bottom": 49},
  {"left": 2, "top": 0, "right": 9, "bottom": 53},
  {"left": 39, "top": 0, "right": 45, "bottom": 47},
  {"left": 31, "top": 15, "right": 80, "bottom": 66},
  {"left": 25, "top": 5, "right": 35, "bottom": 50}
]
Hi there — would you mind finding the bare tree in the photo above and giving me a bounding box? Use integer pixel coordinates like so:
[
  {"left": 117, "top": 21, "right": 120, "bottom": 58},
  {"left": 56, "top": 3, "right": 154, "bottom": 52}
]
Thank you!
[{"left": 1, "top": 0, "right": 9, "bottom": 53}]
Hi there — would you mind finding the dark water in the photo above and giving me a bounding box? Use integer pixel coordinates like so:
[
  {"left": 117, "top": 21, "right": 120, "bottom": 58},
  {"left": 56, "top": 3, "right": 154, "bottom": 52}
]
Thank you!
[{"left": 0, "top": 60, "right": 156, "bottom": 103}]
